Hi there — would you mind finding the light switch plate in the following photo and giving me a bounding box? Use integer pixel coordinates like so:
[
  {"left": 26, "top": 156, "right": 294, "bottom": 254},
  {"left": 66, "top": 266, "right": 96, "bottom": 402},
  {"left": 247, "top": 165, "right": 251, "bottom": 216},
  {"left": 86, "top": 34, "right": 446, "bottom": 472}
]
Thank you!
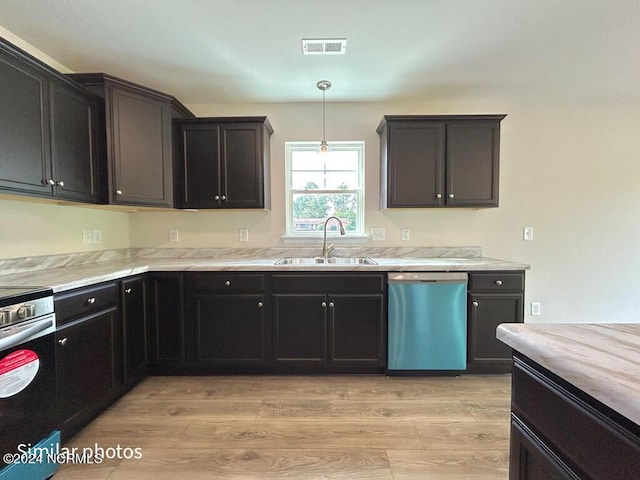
[
  {"left": 530, "top": 302, "right": 541, "bottom": 316},
  {"left": 169, "top": 229, "right": 179, "bottom": 242},
  {"left": 92, "top": 229, "right": 102, "bottom": 244},
  {"left": 239, "top": 228, "right": 249, "bottom": 242},
  {"left": 523, "top": 226, "right": 534, "bottom": 241},
  {"left": 401, "top": 228, "right": 410, "bottom": 241},
  {"left": 82, "top": 230, "right": 93, "bottom": 244}
]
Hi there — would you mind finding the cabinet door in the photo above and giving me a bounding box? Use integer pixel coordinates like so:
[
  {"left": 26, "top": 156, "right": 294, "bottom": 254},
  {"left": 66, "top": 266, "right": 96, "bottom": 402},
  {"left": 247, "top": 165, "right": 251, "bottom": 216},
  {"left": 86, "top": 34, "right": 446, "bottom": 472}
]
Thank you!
[
  {"left": 468, "top": 292, "right": 523, "bottom": 370},
  {"left": 109, "top": 86, "right": 172, "bottom": 206},
  {"left": 0, "top": 47, "right": 52, "bottom": 195},
  {"left": 194, "top": 294, "right": 266, "bottom": 366},
  {"left": 148, "top": 273, "right": 186, "bottom": 369},
  {"left": 510, "top": 416, "right": 579, "bottom": 480},
  {"left": 49, "top": 79, "right": 98, "bottom": 202},
  {"left": 329, "top": 294, "right": 385, "bottom": 369},
  {"left": 446, "top": 120, "right": 500, "bottom": 207},
  {"left": 220, "top": 123, "right": 264, "bottom": 208},
  {"left": 272, "top": 294, "right": 327, "bottom": 367},
  {"left": 177, "top": 123, "right": 220, "bottom": 208},
  {"left": 56, "top": 307, "right": 118, "bottom": 438},
  {"left": 122, "top": 277, "right": 147, "bottom": 385},
  {"left": 386, "top": 121, "right": 445, "bottom": 207}
]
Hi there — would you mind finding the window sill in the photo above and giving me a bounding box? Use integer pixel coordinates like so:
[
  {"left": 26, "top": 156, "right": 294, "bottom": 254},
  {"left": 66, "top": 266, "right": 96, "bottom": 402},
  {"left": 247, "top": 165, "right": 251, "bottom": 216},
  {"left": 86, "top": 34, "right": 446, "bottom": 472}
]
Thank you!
[{"left": 281, "top": 235, "right": 371, "bottom": 245}]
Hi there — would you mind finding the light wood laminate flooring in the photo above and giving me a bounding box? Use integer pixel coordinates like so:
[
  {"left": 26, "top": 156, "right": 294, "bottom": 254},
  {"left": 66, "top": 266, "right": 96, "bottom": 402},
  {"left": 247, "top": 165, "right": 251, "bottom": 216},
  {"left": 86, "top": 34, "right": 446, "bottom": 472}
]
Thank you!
[{"left": 54, "top": 375, "right": 511, "bottom": 479}]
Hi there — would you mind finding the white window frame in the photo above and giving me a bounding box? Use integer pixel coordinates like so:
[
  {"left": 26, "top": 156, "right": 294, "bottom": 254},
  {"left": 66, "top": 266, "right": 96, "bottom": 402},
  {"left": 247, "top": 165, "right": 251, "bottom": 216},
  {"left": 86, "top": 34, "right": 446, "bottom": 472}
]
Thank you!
[{"left": 284, "top": 141, "right": 365, "bottom": 238}]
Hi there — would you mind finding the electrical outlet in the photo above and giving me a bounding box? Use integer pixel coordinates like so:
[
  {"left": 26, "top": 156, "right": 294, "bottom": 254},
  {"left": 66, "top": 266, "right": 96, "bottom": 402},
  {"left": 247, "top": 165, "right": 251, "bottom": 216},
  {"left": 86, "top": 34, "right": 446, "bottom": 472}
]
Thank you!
[
  {"left": 169, "top": 229, "right": 179, "bottom": 242},
  {"left": 523, "top": 226, "right": 534, "bottom": 241},
  {"left": 92, "top": 229, "right": 102, "bottom": 244},
  {"left": 371, "top": 227, "right": 386, "bottom": 241},
  {"left": 531, "top": 302, "right": 541, "bottom": 316},
  {"left": 401, "top": 228, "right": 410, "bottom": 241},
  {"left": 82, "top": 230, "right": 93, "bottom": 244},
  {"left": 239, "top": 228, "right": 249, "bottom": 242}
]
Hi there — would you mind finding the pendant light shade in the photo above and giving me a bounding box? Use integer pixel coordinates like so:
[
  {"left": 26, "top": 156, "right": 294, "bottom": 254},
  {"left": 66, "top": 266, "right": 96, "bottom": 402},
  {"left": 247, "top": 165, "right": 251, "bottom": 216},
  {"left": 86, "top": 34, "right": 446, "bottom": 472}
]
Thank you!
[{"left": 317, "top": 80, "right": 331, "bottom": 153}]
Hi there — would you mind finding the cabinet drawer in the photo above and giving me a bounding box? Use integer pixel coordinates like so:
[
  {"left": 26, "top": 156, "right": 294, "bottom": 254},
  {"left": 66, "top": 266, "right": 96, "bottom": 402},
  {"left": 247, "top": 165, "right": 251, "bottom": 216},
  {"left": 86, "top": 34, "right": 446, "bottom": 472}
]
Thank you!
[
  {"left": 512, "top": 356, "right": 640, "bottom": 480},
  {"left": 55, "top": 282, "right": 119, "bottom": 326},
  {"left": 272, "top": 274, "right": 384, "bottom": 294},
  {"left": 188, "top": 273, "right": 265, "bottom": 293},
  {"left": 468, "top": 272, "right": 524, "bottom": 291}
]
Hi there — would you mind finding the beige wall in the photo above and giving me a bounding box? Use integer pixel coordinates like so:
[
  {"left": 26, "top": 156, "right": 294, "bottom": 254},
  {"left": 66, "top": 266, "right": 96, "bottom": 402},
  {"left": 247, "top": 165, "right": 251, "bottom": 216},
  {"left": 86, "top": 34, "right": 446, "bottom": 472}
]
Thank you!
[
  {"left": 130, "top": 99, "right": 640, "bottom": 325},
  {"left": 2, "top": 28, "right": 639, "bottom": 325}
]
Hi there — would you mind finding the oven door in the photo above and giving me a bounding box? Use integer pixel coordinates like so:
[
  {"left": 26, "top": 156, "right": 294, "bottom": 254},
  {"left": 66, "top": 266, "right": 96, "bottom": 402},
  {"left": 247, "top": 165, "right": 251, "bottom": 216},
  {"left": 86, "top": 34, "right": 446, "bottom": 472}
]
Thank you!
[{"left": 0, "top": 321, "right": 58, "bottom": 476}]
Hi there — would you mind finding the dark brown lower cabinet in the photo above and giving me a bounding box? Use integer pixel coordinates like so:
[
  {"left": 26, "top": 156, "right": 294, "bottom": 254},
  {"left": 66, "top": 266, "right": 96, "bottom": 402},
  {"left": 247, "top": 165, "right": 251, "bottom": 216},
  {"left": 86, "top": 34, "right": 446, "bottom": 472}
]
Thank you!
[
  {"left": 509, "top": 354, "right": 640, "bottom": 480},
  {"left": 467, "top": 271, "right": 525, "bottom": 373},
  {"left": 271, "top": 273, "right": 386, "bottom": 373},
  {"left": 148, "top": 273, "right": 186, "bottom": 373},
  {"left": 122, "top": 276, "right": 147, "bottom": 387},
  {"left": 55, "top": 307, "right": 119, "bottom": 441},
  {"left": 186, "top": 273, "right": 268, "bottom": 372},
  {"left": 193, "top": 293, "right": 267, "bottom": 369}
]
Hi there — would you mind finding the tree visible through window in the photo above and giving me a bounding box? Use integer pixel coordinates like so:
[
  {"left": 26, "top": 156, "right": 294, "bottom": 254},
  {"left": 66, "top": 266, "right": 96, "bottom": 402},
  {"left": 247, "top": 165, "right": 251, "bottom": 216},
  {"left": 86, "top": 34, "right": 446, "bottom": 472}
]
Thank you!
[{"left": 286, "top": 142, "right": 364, "bottom": 236}]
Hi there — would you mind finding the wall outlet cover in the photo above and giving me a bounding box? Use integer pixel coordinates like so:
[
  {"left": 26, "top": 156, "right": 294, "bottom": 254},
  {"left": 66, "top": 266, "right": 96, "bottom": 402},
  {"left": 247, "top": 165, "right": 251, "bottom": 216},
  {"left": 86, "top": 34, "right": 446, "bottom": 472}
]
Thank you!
[
  {"left": 169, "top": 229, "right": 179, "bottom": 242},
  {"left": 401, "top": 228, "right": 410, "bottom": 241},
  {"left": 82, "top": 230, "right": 93, "bottom": 244},
  {"left": 239, "top": 228, "right": 249, "bottom": 242},
  {"left": 371, "top": 227, "right": 386, "bottom": 241},
  {"left": 92, "top": 229, "right": 102, "bottom": 244},
  {"left": 523, "top": 226, "right": 534, "bottom": 241}
]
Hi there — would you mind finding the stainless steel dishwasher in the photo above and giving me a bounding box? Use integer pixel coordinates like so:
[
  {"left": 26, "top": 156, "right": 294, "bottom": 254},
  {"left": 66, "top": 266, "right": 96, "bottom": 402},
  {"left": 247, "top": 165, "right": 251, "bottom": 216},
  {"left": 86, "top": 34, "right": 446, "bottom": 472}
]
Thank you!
[{"left": 387, "top": 272, "right": 467, "bottom": 373}]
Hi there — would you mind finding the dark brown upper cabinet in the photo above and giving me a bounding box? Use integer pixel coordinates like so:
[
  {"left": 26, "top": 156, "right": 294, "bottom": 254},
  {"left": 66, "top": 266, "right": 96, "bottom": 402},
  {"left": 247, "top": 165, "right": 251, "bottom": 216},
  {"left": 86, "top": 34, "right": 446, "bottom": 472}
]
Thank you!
[
  {"left": 0, "top": 38, "right": 99, "bottom": 203},
  {"left": 378, "top": 114, "right": 506, "bottom": 208},
  {"left": 174, "top": 117, "right": 273, "bottom": 210},
  {"left": 68, "top": 73, "right": 192, "bottom": 208}
]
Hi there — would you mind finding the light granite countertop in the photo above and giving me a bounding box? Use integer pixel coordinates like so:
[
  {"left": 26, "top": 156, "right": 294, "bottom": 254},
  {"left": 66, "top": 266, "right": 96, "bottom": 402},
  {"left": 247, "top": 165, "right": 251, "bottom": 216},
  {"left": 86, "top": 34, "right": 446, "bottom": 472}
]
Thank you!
[
  {"left": 0, "top": 250, "right": 529, "bottom": 293},
  {"left": 497, "top": 323, "right": 640, "bottom": 428}
]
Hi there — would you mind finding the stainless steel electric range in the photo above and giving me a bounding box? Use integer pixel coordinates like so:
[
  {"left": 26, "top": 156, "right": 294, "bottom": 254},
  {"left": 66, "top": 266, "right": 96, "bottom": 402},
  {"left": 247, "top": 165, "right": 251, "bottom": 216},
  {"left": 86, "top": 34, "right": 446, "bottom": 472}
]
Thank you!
[{"left": 0, "top": 286, "right": 60, "bottom": 480}]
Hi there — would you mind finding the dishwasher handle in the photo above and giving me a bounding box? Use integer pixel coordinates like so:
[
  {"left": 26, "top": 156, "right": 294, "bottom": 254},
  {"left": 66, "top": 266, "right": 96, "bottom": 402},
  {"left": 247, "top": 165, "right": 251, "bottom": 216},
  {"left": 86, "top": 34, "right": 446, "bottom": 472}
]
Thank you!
[{"left": 387, "top": 272, "right": 468, "bottom": 283}]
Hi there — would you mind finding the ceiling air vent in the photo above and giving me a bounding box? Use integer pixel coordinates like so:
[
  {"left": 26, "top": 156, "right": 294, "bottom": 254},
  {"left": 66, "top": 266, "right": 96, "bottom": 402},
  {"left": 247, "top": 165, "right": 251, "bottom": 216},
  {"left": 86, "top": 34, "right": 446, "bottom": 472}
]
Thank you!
[{"left": 302, "top": 38, "right": 347, "bottom": 55}]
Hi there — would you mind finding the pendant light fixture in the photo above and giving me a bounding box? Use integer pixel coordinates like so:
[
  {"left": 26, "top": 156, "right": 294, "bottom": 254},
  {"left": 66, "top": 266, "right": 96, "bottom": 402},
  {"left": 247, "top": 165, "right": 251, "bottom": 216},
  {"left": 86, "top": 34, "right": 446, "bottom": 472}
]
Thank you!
[{"left": 317, "top": 80, "right": 331, "bottom": 153}]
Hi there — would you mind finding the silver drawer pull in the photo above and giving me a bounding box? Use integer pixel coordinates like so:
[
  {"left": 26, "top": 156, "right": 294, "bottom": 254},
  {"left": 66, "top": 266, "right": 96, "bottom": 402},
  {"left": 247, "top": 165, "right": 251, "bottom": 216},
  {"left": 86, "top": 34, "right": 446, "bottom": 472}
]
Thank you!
[
  {"left": 87, "top": 297, "right": 96, "bottom": 304},
  {"left": 125, "top": 288, "right": 132, "bottom": 294},
  {"left": 257, "top": 301, "right": 263, "bottom": 308},
  {"left": 329, "top": 301, "right": 334, "bottom": 308},
  {"left": 58, "top": 338, "right": 68, "bottom": 347},
  {"left": 321, "top": 301, "right": 327, "bottom": 308},
  {"left": 225, "top": 281, "right": 231, "bottom": 287},
  {"left": 495, "top": 280, "right": 503, "bottom": 286},
  {"left": 472, "top": 301, "right": 479, "bottom": 307}
]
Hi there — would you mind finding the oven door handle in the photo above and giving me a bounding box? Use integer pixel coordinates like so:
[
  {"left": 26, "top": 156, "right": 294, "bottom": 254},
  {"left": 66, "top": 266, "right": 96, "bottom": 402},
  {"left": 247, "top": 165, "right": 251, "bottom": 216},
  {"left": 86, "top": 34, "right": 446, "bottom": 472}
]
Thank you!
[{"left": 0, "top": 317, "right": 54, "bottom": 351}]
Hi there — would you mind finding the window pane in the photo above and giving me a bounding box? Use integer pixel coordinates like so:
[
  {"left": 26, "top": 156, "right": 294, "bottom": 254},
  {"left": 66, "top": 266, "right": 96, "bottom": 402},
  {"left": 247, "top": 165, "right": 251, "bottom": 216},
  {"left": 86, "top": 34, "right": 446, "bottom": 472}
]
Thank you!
[
  {"left": 325, "top": 172, "right": 359, "bottom": 190},
  {"left": 292, "top": 193, "right": 358, "bottom": 232}
]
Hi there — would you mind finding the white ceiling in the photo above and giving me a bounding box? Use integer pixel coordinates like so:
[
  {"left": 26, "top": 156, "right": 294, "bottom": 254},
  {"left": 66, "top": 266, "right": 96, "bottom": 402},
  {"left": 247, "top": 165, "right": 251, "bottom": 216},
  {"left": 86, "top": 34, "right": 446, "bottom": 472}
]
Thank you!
[{"left": 1, "top": 0, "right": 638, "bottom": 104}]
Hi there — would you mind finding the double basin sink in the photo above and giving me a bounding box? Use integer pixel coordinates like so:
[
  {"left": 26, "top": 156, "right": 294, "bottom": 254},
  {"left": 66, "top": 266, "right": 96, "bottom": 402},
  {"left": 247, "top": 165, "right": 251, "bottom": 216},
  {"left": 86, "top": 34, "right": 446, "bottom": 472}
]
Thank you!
[{"left": 275, "top": 257, "right": 377, "bottom": 265}]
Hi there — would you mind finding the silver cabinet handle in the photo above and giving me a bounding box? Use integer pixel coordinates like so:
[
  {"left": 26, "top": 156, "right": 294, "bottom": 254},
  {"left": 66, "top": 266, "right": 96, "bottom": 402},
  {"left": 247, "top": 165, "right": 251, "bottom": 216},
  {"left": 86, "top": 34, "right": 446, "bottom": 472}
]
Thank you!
[
  {"left": 214, "top": 195, "right": 220, "bottom": 200},
  {"left": 87, "top": 297, "right": 96, "bottom": 304},
  {"left": 58, "top": 338, "right": 68, "bottom": 347},
  {"left": 56, "top": 180, "right": 64, "bottom": 187},
  {"left": 45, "top": 179, "right": 55, "bottom": 186},
  {"left": 449, "top": 193, "right": 455, "bottom": 199},
  {"left": 321, "top": 301, "right": 327, "bottom": 308},
  {"left": 225, "top": 280, "right": 231, "bottom": 287},
  {"left": 328, "top": 301, "right": 335, "bottom": 308},
  {"left": 115, "top": 189, "right": 123, "bottom": 195},
  {"left": 257, "top": 301, "right": 263, "bottom": 308},
  {"left": 472, "top": 301, "right": 479, "bottom": 307},
  {"left": 221, "top": 195, "right": 227, "bottom": 201},
  {"left": 495, "top": 280, "right": 503, "bottom": 286},
  {"left": 125, "top": 288, "right": 132, "bottom": 294},
  {"left": 436, "top": 193, "right": 442, "bottom": 199}
]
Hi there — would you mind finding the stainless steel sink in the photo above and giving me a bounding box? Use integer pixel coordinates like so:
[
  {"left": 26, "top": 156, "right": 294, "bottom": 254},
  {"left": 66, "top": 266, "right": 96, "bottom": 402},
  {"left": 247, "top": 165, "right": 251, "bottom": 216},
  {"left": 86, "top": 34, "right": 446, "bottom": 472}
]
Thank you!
[{"left": 274, "top": 257, "right": 377, "bottom": 265}]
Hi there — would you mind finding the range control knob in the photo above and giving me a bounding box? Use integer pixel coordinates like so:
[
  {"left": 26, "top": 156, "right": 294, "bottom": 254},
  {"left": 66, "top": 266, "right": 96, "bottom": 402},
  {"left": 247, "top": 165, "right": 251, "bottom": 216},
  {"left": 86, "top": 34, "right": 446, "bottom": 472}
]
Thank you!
[{"left": 17, "top": 304, "right": 36, "bottom": 319}]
